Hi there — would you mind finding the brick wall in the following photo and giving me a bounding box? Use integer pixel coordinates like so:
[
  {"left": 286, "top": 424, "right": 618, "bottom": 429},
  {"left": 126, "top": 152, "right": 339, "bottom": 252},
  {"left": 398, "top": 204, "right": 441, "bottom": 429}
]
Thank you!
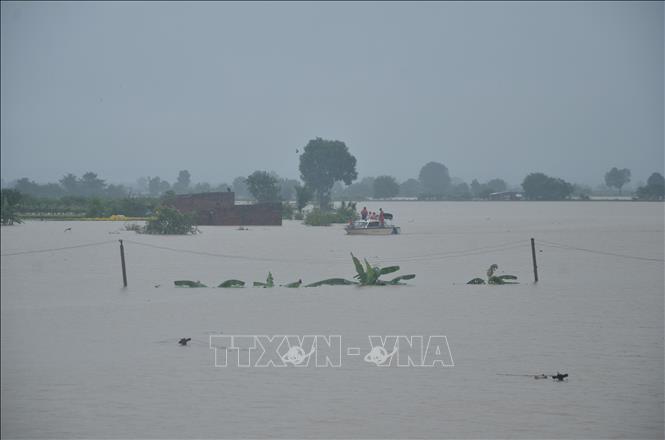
[
  {"left": 172, "top": 192, "right": 234, "bottom": 213},
  {"left": 171, "top": 192, "right": 281, "bottom": 226}
]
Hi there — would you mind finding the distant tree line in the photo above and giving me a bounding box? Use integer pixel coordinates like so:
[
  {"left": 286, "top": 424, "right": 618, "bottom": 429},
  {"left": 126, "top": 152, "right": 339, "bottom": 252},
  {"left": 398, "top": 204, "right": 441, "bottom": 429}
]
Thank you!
[{"left": 3, "top": 140, "right": 663, "bottom": 219}]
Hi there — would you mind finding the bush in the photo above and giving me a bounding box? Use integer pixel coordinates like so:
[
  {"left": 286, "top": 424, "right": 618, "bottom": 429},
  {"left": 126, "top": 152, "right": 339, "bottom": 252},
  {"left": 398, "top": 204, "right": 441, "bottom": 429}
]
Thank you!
[
  {"left": 143, "top": 206, "right": 198, "bottom": 235},
  {"left": 281, "top": 202, "right": 295, "bottom": 220},
  {"left": 304, "top": 208, "right": 336, "bottom": 226},
  {"left": 304, "top": 201, "right": 358, "bottom": 226},
  {"left": 1, "top": 189, "right": 23, "bottom": 225}
]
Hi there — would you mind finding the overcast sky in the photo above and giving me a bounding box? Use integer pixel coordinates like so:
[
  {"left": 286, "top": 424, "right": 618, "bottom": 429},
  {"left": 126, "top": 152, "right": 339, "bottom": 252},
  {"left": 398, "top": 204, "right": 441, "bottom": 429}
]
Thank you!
[{"left": 1, "top": 1, "right": 663, "bottom": 187}]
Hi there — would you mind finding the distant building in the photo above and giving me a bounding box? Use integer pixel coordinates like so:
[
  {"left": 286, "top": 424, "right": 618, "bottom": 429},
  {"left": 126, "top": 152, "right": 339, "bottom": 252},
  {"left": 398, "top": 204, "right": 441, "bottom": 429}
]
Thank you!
[
  {"left": 170, "top": 192, "right": 281, "bottom": 226},
  {"left": 489, "top": 191, "right": 524, "bottom": 201}
]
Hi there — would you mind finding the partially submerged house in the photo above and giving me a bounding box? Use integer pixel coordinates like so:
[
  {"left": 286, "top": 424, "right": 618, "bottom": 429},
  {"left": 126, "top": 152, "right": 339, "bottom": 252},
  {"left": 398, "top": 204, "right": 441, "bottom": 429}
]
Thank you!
[{"left": 170, "top": 192, "right": 281, "bottom": 226}]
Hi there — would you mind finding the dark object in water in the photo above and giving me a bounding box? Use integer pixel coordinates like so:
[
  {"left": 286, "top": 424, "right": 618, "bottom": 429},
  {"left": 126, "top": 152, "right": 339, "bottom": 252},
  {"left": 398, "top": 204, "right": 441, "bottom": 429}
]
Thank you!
[
  {"left": 174, "top": 280, "right": 207, "bottom": 288},
  {"left": 534, "top": 374, "right": 548, "bottom": 379},
  {"left": 64, "top": 227, "right": 72, "bottom": 232},
  {"left": 283, "top": 279, "right": 302, "bottom": 288},
  {"left": 218, "top": 279, "right": 245, "bottom": 288},
  {"left": 552, "top": 372, "right": 568, "bottom": 381},
  {"left": 179, "top": 338, "right": 191, "bottom": 346},
  {"left": 304, "top": 278, "right": 358, "bottom": 287},
  {"left": 467, "top": 278, "right": 486, "bottom": 285}
]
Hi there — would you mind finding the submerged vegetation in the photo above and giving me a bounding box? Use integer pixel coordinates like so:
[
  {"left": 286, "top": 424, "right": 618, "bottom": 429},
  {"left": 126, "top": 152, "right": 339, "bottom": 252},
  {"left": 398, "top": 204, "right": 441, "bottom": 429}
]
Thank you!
[
  {"left": 1, "top": 189, "right": 23, "bottom": 225},
  {"left": 174, "top": 280, "right": 207, "bottom": 288},
  {"left": 143, "top": 206, "right": 198, "bottom": 235},
  {"left": 350, "top": 253, "right": 416, "bottom": 285},
  {"left": 467, "top": 264, "right": 518, "bottom": 285},
  {"left": 253, "top": 272, "right": 275, "bottom": 288},
  {"left": 304, "top": 201, "right": 358, "bottom": 226},
  {"left": 173, "top": 254, "right": 415, "bottom": 288},
  {"left": 218, "top": 280, "right": 245, "bottom": 288}
]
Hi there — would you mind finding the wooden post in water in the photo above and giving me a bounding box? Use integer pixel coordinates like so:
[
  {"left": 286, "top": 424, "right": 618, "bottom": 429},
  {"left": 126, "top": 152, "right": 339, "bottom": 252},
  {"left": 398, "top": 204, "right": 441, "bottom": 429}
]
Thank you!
[
  {"left": 119, "top": 239, "right": 128, "bottom": 287},
  {"left": 530, "top": 237, "right": 538, "bottom": 283}
]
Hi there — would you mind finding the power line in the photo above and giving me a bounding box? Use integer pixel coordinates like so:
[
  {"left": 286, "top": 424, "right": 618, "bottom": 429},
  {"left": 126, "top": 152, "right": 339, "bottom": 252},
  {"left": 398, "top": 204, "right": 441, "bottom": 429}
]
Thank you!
[
  {"left": 1, "top": 240, "right": 116, "bottom": 257},
  {"left": 122, "top": 238, "right": 528, "bottom": 265},
  {"left": 123, "top": 239, "right": 299, "bottom": 263},
  {"left": 537, "top": 239, "right": 664, "bottom": 263},
  {"left": 376, "top": 240, "right": 528, "bottom": 262}
]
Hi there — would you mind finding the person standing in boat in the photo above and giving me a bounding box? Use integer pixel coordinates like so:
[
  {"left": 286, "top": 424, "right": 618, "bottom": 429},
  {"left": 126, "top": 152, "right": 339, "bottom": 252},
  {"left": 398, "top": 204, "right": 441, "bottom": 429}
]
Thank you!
[
  {"left": 379, "top": 208, "right": 385, "bottom": 227},
  {"left": 361, "top": 206, "right": 368, "bottom": 220}
]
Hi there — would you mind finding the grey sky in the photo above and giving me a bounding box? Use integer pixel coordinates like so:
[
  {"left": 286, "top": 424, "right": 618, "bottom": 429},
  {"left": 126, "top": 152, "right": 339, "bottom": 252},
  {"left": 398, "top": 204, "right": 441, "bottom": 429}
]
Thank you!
[{"left": 1, "top": 1, "right": 663, "bottom": 187}]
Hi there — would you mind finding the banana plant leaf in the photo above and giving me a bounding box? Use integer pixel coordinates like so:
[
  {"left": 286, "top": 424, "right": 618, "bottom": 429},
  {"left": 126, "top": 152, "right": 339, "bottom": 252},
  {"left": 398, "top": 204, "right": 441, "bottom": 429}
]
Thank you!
[
  {"left": 364, "top": 259, "right": 379, "bottom": 285},
  {"left": 497, "top": 275, "right": 517, "bottom": 280},
  {"left": 218, "top": 279, "right": 245, "bottom": 288},
  {"left": 379, "top": 266, "right": 400, "bottom": 275},
  {"left": 174, "top": 280, "right": 207, "bottom": 288},
  {"left": 467, "top": 278, "right": 486, "bottom": 285},
  {"left": 253, "top": 281, "right": 268, "bottom": 287},
  {"left": 351, "top": 253, "right": 366, "bottom": 282},
  {"left": 283, "top": 280, "right": 302, "bottom": 288},
  {"left": 388, "top": 274, "right": 416, "bottom": 285},
  {"left": 304, "top": 278, "right": 357, "bottom": 287},
  {"left": 487, "top": 276, "right": 519, "bottom": 284}
]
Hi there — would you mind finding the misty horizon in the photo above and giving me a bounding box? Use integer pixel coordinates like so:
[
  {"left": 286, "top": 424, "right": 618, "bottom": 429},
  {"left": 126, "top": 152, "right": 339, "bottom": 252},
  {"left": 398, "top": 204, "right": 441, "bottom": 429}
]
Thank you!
[{"left": 1, "top": 2, "right": 663, "bottom": 187}]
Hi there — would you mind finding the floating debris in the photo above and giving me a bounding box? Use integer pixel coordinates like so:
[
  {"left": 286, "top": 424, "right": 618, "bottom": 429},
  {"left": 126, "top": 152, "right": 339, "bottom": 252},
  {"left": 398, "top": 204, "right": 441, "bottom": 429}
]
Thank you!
[
  {"left": 552, "top": 372, "right": 569, "bottom": 382},
  {"left": 178, "top": 338, "right": 191, "bottom": 346},
  {"left": 497, "top": 372, "right": 569, "bottom": 381}
]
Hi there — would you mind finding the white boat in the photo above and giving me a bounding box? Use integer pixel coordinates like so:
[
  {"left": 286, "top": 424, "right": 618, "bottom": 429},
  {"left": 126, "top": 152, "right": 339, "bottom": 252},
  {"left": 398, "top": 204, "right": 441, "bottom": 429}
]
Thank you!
[{"left": 345, "top": 218, "right": 400, "bottom": 235}]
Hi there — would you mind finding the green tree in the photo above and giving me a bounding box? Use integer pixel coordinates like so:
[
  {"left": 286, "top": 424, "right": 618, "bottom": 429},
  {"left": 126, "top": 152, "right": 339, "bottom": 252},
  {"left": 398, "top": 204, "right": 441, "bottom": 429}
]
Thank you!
[
  {"left": 246, "top": 171, "right": 281, "bottom": 203},
  {"left": 148, "top": 177, "right": 170, "bottom": 197},
  {"left": 636, "top": 172, "right": 664, "bottom": 200},
  {"left": 294, "top": 184, "right": 313, "bottom": 212},
  {"left": 486, "top": 178, "right": 507, "bottom": 193},
  {"left": 373, "top": 175, "right": 399, "bottom": 198},
  {"left": 1, "top": 189, "right": 23, "bottom": 225},
  {"left": 604, "top": 167, "right": 631, "bottom": 195},
  {"left": 522, "top": 172, "right": 573, "bottom": 200},
  {"left": 173, "top": 170, "right": 191, "bottom": 194},
  {"left": 144, "top": 206, "right": 197, "bottom": 235},
  {"left": 418, "top": 162, "right": 451, "bottom": 195},
  {"left": 449, "top": 182, "right": 471, "bottom": 200},
  {"left": 105, "top": 184, "right": 128, "bottom": 199},
  {"left": 79, "top": 172, "right": 107, "bottom": 197},
  {"left": 60, "top": 173, "right": 80, "bottom": 195},
  {"left": 470, "top": 179, "right": 482, "bottom": 197},
  {"left": 135, "top": 177, "right": 149, "bottom": 195},
  {"left": 299, "top": 137, "right": 358, "bottom": 209},
  {"left": 86, "top": 198, "right": 106, "bottom": 217},
  {"left": 13, "top": 178, "right": 64, "bottom": 199},
  {"left": 338, "top": 177, "right": 374, "bottom": 200},
  {"left": 399, "top": 178, "right": 422, "bottom": 197}
]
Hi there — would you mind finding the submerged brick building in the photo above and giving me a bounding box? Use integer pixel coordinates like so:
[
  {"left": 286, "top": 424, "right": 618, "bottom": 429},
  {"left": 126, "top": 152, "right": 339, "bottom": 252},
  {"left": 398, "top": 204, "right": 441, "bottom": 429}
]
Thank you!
[{"left": 170, "top": 192, "right": 281, "bottom": 226}]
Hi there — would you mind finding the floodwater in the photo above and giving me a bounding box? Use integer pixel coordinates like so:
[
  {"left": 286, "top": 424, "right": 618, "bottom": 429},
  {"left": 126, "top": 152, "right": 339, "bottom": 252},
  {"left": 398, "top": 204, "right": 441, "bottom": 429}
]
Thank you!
[{"left": 1, "top": 202, "right": 663, "bottom": 438}]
